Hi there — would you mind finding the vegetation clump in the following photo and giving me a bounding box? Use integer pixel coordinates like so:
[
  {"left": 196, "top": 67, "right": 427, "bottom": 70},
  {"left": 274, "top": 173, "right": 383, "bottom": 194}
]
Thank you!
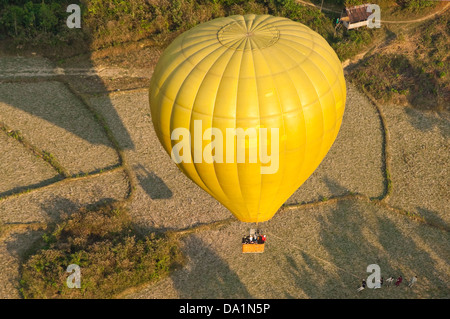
[
  {"left": 350, "top": 11, "right": 449, "bottom": 111},
  {"left": 20, "top": 203, "right": 184, "bottom": 299}
]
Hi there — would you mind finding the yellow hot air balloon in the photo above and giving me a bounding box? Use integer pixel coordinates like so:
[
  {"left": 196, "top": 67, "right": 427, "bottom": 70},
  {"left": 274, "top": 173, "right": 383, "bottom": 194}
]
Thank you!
[{"left": 149, "top": 14, "right": 346, "bottom": 223}]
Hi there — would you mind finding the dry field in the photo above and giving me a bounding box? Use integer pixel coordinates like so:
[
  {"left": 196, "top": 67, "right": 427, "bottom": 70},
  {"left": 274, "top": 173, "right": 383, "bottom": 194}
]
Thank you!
[{"left": 0, "top": 44, "right": 448, "bottom": 298}]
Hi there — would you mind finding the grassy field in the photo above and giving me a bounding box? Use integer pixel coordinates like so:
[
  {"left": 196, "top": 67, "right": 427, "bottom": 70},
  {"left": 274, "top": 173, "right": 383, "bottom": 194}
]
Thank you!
[{"left": 350, "top": 9, "right": 450, "bottom": 111}]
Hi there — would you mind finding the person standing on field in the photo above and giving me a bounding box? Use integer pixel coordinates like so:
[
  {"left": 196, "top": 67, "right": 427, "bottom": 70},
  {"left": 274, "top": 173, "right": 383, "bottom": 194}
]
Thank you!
[{"left": 408, "top": 276, "right": 417, "bottom": 287}]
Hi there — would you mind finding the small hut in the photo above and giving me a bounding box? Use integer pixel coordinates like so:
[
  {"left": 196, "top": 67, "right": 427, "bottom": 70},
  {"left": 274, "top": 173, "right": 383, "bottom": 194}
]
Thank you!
[{"left": 340, "top": 4, "right": 372, "bottom": 30}]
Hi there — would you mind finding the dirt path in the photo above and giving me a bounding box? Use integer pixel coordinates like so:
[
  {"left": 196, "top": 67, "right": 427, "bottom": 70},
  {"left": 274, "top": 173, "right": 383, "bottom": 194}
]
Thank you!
[
  {"left": 295, "top": 0, "right": 341, "bottom": 14},
  {"left": 381, "top": 2, "right": 450, "bottom": 24},
  {"left": 295, "top": 0, "right": 450, "bottom": 24}
]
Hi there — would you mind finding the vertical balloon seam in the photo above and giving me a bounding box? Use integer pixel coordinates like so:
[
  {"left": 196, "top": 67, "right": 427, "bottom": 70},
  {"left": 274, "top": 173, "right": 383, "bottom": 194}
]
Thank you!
[
  {"left": 278, "top": 33, "right": 344, "bottom": 160},
  {"left": 284, "top": 30, "right": 343, "bottom": 92},
  {"left": 299, "top": 42, "right": 341, "bottom": 165},
  {"left": 183, "top": 44, "right": 236, "bottom": 199},
  {"left": 299, "top": 42, "right": 335, "bottom": 183},
  {"left": 258, "top": 39, "right": 311, "bottom": 219},
  {"left": 223, "top": 14, "right": 273, "bottom": 222},
  {"left": 274, "top": 43, "right": 320, "bottom": 196},
  {"left": 262, "top": 39, "right": 311, "bottom": 216},
  {"left": 282, "top": 29, "right": 343, "bottom": 90},
  {"left": 177, "top": 30, "right": 236, "bottom": 73},
  {"left": 249, "top": 42, "right": 263, "bottom": 223},
  {"left": 249, "top": 14, "right": 274, "bottom": 32},
  {"left": 252, "top": 14, "right": 286, "bottom": 222},
  {"left": 167, "top": 39, "right": 227, "bottom": 193},
  {"left": 274, "top": 37, "right": 319, "bottom": 71},
  {"left": 316, "top": 50, "right": 343, "bottom": 161},
  {"left": 163, "top": 34, "right": 220, "bottom": 82},
  {"left": 149, "top": 33, "right": 189, "bottom": 149},
  {"left": 189, "top": 44, "right": 239, "bottom": 203},
  {"left": 232, "top": 39, "right": 253, "bottom": 221},
  {"left": 245, "top": 14, "right": 255, "bottom": 33},
  {"left": 210, "top": 42, "right": 248, "bottom": 212},
  {"left": 257, "top": 41, "right": 288, "bottom": 222},
  {"left": 154, "top": 33, "right": 221, "bottom": 133}
]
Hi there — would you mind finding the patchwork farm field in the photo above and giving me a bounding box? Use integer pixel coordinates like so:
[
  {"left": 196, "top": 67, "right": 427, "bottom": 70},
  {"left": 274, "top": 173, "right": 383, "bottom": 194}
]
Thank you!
[{"left": 0, "top": 0, "right": 448, "bottom": 299}]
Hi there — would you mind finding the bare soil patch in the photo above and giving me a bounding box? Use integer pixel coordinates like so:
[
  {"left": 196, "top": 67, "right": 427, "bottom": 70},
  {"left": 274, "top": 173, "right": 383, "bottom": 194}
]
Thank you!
[
  {"left": 0, "top": 81, "right": 120, "bottom": 176},
  {"left": 383, "top": 104, "right": 449, "bottom": 228},
  {"left": 0, "top": 169, "right": 128, "bottom": 224},
  {"left": 0, "top": 132, "right": 58, "bottom": 197},
  {"left": 126, "top": 198, "right": 449, "bottom": 299}
]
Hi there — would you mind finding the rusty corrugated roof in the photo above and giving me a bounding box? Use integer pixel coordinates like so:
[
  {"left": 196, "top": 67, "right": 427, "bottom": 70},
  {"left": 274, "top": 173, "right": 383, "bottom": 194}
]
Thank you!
[{"left": 345, "top": 4, "right": 372, "bottom": 24}]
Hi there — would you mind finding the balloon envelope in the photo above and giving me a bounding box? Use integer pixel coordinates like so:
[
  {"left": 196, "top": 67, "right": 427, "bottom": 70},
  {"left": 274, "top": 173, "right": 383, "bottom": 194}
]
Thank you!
[{"left": 149, "top": 14, "right": 346, "bottom": 223}]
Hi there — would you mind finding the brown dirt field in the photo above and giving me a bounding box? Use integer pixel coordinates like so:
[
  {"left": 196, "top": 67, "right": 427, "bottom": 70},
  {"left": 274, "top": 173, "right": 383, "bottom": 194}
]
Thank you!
[
  {"left": 0, "top": 81, "right": 120, "bottom": 176},
  {"left": 125, "top": 198, "right": 449, "bottom": 299},
  {"left": 0, "top": 132, "right": 58, "bottom": 196},
  {"left": 0, "top": 169, "right": 128, "bottom": 224},
  {"left": 383, "top": 104, "right": 449, "bottom": 229},
  {"left": 86, "top": 91, "right": 230, "bottom": 230}
]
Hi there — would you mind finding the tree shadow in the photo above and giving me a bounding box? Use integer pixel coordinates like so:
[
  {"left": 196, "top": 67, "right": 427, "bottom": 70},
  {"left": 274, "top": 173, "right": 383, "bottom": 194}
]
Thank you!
[
  {"left": 416, "top": 206, "right": 449, "bottom": 230},
  {"left": 134, "top": 164, "right": 173, "bottom": 200},
  {"left": 0, "top": 79, "right": 134, "bottom": 149},
  {"left": 0, "top": 1, "right": 135, "bottom": 149},
  {"left": 171, "top": 235, "right": 252, "bottom": 299},
  {"left": 281, "top": 252, "right": 351, "bottom": 299},
  {"left": 301, "top": 177, "right": 450, "bottom": 298},
  {"left": 404, "top": 107, "right": 449, "bottom": 139},
  {"left": 0, "top": 2, "right": 137, "bottom": 199},
  {"left": 322, "top": 176, "right": 350, "bottom": 196}
]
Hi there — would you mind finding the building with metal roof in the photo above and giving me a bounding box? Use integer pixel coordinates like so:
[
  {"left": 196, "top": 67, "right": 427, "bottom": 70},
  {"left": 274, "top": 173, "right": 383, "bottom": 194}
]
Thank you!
[{"left": 340, "top": 4, "right": 372, "bottom": 29}]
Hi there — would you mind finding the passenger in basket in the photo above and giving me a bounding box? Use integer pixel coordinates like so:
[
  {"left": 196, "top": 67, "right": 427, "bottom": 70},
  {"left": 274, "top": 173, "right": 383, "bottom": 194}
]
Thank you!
[{"left": 262, "top": 235, "right": 266, "bottom": 243}]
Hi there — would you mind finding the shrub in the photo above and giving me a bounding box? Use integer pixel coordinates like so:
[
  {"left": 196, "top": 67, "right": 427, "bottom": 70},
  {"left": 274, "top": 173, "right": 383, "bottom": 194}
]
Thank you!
[
  {"left": 331, "top": 27, "right": 375, "bottom": 61},
  {"left": 20, "top": 204, "right": 184, "bottom": 299},
  {"left": 399, "top": 0, "right": 436, "bottom": 12}
]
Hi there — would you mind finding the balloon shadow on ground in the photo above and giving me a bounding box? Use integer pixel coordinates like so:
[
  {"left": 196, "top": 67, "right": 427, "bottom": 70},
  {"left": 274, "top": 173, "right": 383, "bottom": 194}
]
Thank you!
[
  {"left": 134, "top": 164, "right": 173, "bottom": 200},
  {"left": 322, "top": 176, "right": 350, "bottom": 196},
  {"left": 171, "top": 235, "right": 252, "bottom": 299}
]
